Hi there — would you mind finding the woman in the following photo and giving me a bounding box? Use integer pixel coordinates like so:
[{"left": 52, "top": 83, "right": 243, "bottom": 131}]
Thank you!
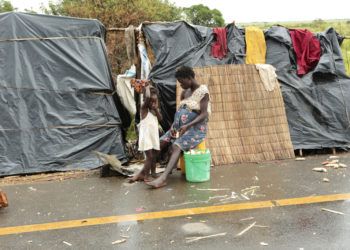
[{"left": 146, "top": 66, "right": 210, "bottom": 188}]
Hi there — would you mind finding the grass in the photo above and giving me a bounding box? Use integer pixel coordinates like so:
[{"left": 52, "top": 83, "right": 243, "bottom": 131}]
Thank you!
[{"left": 126, "top": 117, "right": 137, "bottom": 141}]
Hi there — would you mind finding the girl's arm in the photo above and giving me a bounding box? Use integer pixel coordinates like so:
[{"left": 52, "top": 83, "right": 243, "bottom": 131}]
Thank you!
[
  {"left": 178, "top": 94, "right": 209, "bottom": 136},
  {"left": 153, "top": 108, "right": 163, "bottom": 122}
]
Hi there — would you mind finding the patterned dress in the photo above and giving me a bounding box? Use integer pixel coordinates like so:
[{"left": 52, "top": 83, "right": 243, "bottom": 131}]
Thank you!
[{"left": 161, "top": 85, "right": 211, "bottom": 151}]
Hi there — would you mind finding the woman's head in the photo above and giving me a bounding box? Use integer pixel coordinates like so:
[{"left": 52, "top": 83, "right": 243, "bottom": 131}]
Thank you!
[{"left": 175, "top": 66, "right": 195, "bottom": 89}]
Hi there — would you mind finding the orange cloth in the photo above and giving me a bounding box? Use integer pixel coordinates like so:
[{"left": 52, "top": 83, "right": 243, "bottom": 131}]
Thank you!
[{"left": 130, "top": 79, "right": 149, "bottom": 93}]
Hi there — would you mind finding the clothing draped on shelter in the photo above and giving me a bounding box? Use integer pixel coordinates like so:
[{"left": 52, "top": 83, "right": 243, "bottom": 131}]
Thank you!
[
  {"left": 245, "top": 26, "right": 266, "bottom": 64},
  {"left": 211, "top": 28, "right": 228, "bottom": 60},
  {"left": 289, "top": 29, "right": 321, "bottom": 76}
]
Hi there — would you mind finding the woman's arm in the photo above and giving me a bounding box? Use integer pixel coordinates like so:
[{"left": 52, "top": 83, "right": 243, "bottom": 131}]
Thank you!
[
  {"left": 178, "top": 94, "right": 209, "bottom": 136},
  {"left": 180, "top": 90, "right": 186, "bottom": 100}
]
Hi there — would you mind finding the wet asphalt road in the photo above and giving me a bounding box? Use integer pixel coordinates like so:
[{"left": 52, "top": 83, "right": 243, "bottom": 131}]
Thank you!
[{"left": 0, "top": 153, "right": 350, "bottom": 249}]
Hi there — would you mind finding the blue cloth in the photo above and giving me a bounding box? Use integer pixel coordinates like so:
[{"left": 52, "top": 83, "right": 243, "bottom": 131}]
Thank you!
[{"left": 161, "top": 106, "right": 207, "bottom": 151}]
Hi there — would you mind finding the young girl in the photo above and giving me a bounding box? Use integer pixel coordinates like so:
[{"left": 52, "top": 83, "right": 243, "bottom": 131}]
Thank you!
[{"left": 129, "top": 86, "right": 162, "bottom": 182}]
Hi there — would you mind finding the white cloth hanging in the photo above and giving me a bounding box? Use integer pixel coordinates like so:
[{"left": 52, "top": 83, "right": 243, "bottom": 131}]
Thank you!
[{"left": 255, "top": 64, "right": 279, "bottom": 91}]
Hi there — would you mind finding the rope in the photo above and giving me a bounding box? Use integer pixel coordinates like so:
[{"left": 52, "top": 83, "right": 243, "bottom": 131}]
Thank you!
[
  {"left": 0, "top": 123, "right": 120, "bottom": 132},
  {"left": 0, "top": 36, "right": 103, "bottom": 43}
]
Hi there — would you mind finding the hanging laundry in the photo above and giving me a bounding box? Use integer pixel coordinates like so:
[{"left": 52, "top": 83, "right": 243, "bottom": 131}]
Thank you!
[
  {"left": 289, "top": 29, "right": 321, "bottom": 76},
  {"left": 116, "top": 65, "right": 137, "bottom": 116},
  {"left": 211, "top": 28, "right": 228, "bottom": 60},
  {"left": 138, "top": 39, "right": 152, "bottom": 80},
  {"left": 245, "top": 26, "right": 266, "bottom": 64},
  {"left": 255, "top": 64, "right": 279, "bottom": 91}
]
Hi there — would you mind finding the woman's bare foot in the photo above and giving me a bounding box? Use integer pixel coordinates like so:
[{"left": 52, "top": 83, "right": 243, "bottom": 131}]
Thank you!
[{"left": 145, "top": 176, "right": 167, "bottom": 188}]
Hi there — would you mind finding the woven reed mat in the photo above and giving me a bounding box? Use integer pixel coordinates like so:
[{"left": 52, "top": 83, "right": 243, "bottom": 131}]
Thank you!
[{"left": 176, "top": 64, "right": 294, "bottom": 165}]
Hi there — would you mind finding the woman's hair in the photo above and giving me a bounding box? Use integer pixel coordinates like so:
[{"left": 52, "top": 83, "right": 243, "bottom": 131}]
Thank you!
[{"left": 175, "top": 66, "right": 195, "bottom": 79}]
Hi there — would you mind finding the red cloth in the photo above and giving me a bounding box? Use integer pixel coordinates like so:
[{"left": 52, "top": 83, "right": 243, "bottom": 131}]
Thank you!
[
  {"left": 290, "top": 29, "right": 321, "bottom": 76},
  {"left": 211, "top": 28, "right": 228, "bottom": 60}
]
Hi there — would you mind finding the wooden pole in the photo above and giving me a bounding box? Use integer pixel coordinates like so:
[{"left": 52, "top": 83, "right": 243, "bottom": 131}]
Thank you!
[
  {"left": 332, "top": 148, "right": 336, "bottom": 155},
  {"left": 299, "top": 149, "right": 303, "bottom": 157}
]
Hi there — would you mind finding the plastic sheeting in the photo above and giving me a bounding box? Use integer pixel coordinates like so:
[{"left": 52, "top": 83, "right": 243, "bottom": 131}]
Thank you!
[
  {"left": 266, "top": 26, "right": 350, "bottom": 149},
  {"left": 143, "top": 21, "right": 350, "bottom": 149},
  {"left": 143, "top": 21, "right": 245, "bottom": 129},
  {"left": 0, "top": 13, "right": 128, "bottom": 176}
]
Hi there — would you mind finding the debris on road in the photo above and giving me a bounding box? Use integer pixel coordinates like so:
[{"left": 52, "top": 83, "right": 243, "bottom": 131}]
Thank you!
[
  {"left": 240, "top": 217, "right": 255, "bottom": 221},
  {"left": 220, "top": 192, "right": 239, "bottom": 202},
  {"left": 321, "top": 208, "right": 345, "bottom": 215},
  {"left": 325, "top": 163, "right": 339, "bottom": 168},
  {"left": 329, "top": 156, "right": 339, "bottom": 159},
  {"left": 112, "top": 239, "right": 126, "bottom": 245},
  {"left": 241, "top": 186, "right": 261, "bottom": 198},
  {"left": 28, "top": 187, "right": 37, "bottom": 191},
  {"left": 0, "top": 191, "right": 8, "bottom": 208},
  {"left": 312, "top": 167, "right": 327, "bottom": 172},
  {"left": 196, "top": 188, "right": 230, "bottom": 191},
  {"left": 236, "top": 221, "right": 257, "bottom": 237},
  {"left": 328, "top": 159, "right": 339, "bottom": 163},
  {"left": 254, "top": 225, "right": 269, "bottom": 228},
  {"left": 136, "top": 207, "right": 145, "bottom": 212},
  {"left": 62, "top": 241, "right": 72, "bottom": 246},
  {"left": 186, "top": 232, "right": 227, "bottom": 243},
  {"left": 241, "top": 194, "right": 250, "bottom": 200},
  {"left": 319, "top": 156, "right": 348, "bottom": 171}
]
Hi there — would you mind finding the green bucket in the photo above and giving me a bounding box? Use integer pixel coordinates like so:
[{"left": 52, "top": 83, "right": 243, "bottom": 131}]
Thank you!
[{"left": 184, "top": 149, "right": 211, "bottom": 182}]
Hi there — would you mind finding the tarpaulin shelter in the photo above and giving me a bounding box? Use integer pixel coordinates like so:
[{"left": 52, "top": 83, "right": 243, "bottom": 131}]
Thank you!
[
  {"left": 142, "top": 21, "right": 350, "bottom": 150},
  {"left": 0, "top": 12, "right": 129, "bottom": 176}
]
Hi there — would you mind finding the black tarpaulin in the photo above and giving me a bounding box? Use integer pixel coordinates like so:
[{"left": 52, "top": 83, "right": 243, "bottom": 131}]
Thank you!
[
  {"left": 143, "top": 21, "right": 350, "bottom": 150},
  {"left": 143, "top": 21, "right": 245, "bottom": 129},
  {"left": 0, "top": 12, "right": 128, "bottom": 176}
]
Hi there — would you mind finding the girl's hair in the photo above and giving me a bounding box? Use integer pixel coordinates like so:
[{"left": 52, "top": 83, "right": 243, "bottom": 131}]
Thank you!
[
  {"left": 149, "top": 86, "right": 159, "bottom": 96},
  {"left": 175, "top": 66, "right": 195, "bottom": 79}
]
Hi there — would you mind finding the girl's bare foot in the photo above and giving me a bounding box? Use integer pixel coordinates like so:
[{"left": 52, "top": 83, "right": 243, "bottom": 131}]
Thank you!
[
  {"left": 128, "top": 171, "right": 148, "bottom": 183},
  {"left": 151, "top": 172, "right": 160, "bottom": 178}
]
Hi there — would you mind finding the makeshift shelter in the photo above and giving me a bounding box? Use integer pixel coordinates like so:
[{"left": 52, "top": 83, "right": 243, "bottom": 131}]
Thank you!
[
  {"left": 0, "top": 13, "right": 129, "bottom": 176},
  {"left": 142, "top": 21, "right": 350, "bottom": 152},
  {"left": 177, "top": 65, "right": 295, "bottom": 165}
]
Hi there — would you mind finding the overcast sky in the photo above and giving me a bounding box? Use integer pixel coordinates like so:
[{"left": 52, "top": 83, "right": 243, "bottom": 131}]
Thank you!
[{"left": 10, "top": 0, "right": 350, "bottom": 23}]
